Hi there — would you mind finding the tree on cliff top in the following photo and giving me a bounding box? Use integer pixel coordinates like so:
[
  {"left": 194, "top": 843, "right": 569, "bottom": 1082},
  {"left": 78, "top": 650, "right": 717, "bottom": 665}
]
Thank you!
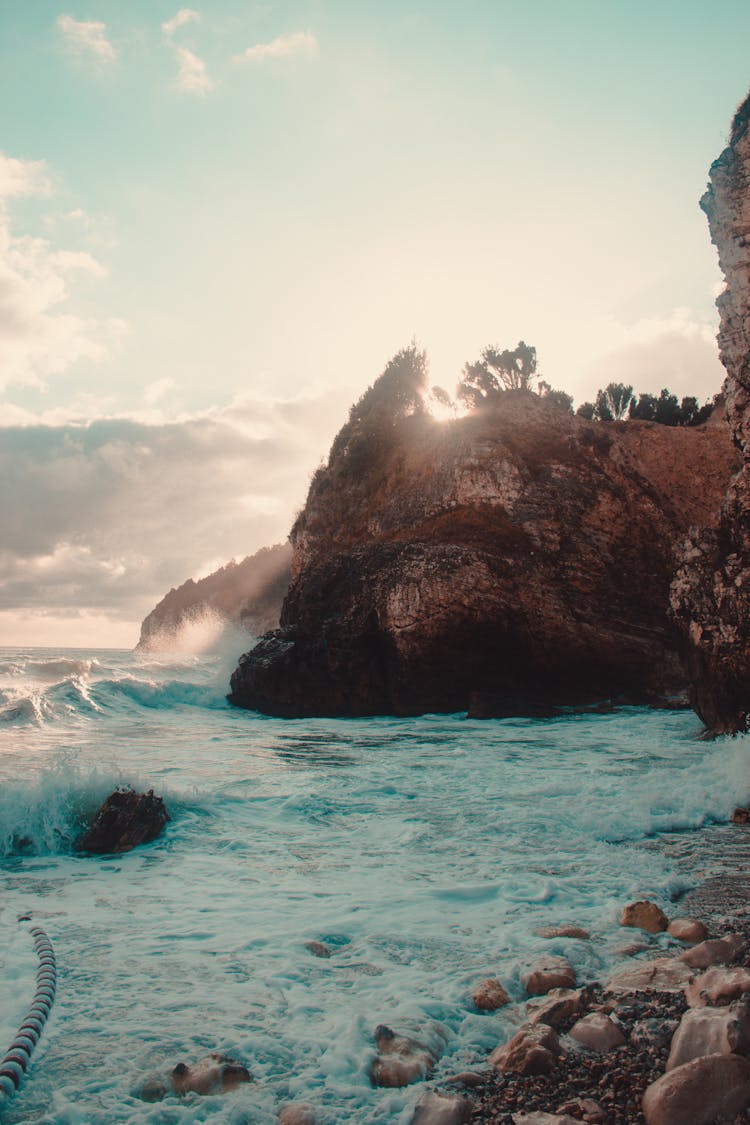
[
  {"left": 457, "top": 340, "right": 537, "bottom": 407},
  {"left": 328, "top": 343, "right": 428, "bottom": 465}
]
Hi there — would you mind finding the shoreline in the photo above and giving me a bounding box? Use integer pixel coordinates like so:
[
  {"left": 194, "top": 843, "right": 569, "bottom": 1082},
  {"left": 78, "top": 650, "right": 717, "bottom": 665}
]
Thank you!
[{"left": 423, "top": 821, "right": 750, "bottom": 1125}]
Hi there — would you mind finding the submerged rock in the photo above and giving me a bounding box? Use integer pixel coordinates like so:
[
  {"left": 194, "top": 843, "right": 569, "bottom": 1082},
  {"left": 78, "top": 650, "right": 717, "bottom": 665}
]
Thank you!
[
  {"left": 535, "top": 925, "right": 590, "bottom": 940},
  {"left": 278, "top": 1104, "right": 317, "bottom": 1125},
  {"left": 471, "top": 977, "right": 510, "bottom": 1011},
  {"left": 304, "top": 941, "right": 332, "bottom": 959},
  {"left": 77, "top": 789, "right": 169, "bottom": 854},
  {"left": 370, "top": 1025, "right": 437, "bottom": 1088},
  {"left": 140, "top": 1053, "right": 251, "bottom": 1100}
]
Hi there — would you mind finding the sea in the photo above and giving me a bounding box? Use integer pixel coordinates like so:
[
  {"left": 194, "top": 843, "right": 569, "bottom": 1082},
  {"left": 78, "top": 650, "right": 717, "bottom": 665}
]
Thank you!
[{"left": 0, "top": 645, "right": 748, "bottom": 1124}]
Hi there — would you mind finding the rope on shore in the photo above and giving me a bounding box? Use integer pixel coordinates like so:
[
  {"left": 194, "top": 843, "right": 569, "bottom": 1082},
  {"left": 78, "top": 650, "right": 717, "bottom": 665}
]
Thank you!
[{"left": 0, "top": 923, "right": 56, "bottom": 1102}]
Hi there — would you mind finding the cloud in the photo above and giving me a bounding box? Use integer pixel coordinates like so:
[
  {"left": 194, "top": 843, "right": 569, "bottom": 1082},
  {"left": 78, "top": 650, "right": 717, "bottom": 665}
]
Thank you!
[
  {"left": 0, "top": 154, "right": 51, "bottom": 200},
  {"left": 144, "top": 378, "right": 176, "bottom": 406},
  {"left": 0, "top": 388, "right": 346, "bottom": 632},
  {"left": 0, "top": 150, "right": 124, "bottom": 391},
  {"left": 43, "top": 207, "right": 118, "bottom": 250},
  {"left": 57, "top": 14, "right": 117, "bottom": 64},
  {"left": 583, "top": 307, "right": 724, "bottom": 403},
  {"left": 162, "top": 8, "right": 200, "bottom": 39},
  {"left": 161, "top": 9, "right": 215, "bottom": 94},
  {"left": 173, "top": 45, "right": 215, "bottom": 94},
  {"left": 233, "top": 31, "right": 317, "bottom": 63}
]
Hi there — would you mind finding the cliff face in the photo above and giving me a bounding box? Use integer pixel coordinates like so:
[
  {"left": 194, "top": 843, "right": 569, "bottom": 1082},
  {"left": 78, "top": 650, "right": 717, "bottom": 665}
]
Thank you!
[
  {"left": 137, "top": 542, "right": 292, "bottom": 652},
  {"left": 229, "top": 395, "right": 737, "bottom": 717},
  {"left": 670, "top": 92, "right": 750, "bottom": 733}
]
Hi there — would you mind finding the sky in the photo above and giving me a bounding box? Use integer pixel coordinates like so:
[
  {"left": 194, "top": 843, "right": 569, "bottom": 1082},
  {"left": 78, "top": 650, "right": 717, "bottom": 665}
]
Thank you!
[{"left": 1, "top": 1, "right": 750, "bottom": 648}]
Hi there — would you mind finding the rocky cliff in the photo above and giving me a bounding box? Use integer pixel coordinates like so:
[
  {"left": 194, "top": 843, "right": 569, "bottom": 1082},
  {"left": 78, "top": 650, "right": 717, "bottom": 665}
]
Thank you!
[
  {"left": 670, "top": 91, "right": 750, "bottom": 733},
  {"left": 137, "top": 542, "right": 292, "bottom": 652},
  {"left": 229, "top": 393, "right": 737, "bottom": 717}
]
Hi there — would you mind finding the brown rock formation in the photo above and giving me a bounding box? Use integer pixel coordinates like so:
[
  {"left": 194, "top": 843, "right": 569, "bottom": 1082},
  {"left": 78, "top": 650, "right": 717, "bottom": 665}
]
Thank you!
[
  {"left": 620, "top": 900, "right": 669, "bottom": 933},
  {"left": 76, "top": 788, "right": 169, "bottom": 854},
  {"left": 137, "top": 542, "right": 291, "bottom": 652},
  {"left": 230, "top": 390, "right": 736, "bottom": 717},
  {"left": 670, "top": 90, "right": 750, "bottom": 733}
]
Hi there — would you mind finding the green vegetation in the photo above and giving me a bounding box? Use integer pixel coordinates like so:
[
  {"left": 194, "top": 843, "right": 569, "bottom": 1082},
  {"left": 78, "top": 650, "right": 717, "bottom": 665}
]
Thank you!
[{"left": 577, "top": 382, "right": 715, "bottom": 426}]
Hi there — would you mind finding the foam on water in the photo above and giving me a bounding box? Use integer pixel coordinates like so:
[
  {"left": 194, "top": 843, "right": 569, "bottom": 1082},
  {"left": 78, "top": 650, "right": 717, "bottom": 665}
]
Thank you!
[{"left": 0, "top": 646, "right": 748, "bottom": 1123}]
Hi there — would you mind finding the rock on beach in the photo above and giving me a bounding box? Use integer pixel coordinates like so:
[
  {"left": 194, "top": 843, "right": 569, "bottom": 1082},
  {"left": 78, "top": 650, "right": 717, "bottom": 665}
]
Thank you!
[
  {"left": 642, "top": 1052, "right": 750, "bottom": 1125},
  {"left": 522, "top": 956, "right": 576, "bottom": 996},
  {"left": 620, "top": 901, "right": 668, "bottom": 933}
]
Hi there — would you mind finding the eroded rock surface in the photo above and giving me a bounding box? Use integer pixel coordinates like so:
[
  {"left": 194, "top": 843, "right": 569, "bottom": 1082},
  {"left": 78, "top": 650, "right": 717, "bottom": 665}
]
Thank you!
[
  {"left": 77, "top": 789, "right": 169, "bottom": 854},
  {"left": 229, "top": 393, "right": 736, "bottom": 718},
  {"left": 620, "top": 900, "right": 668, "bottom": 934},
  {"left": 471, "top": 977, "right": 510, "bottom": 1011},
  {"left": 670, "top": 90, "right": 750, "bottom": 733},
  {"left": 489, "top": 1023, "right": 563, "bottom": 1076},
  {"left": 642, "top": 1052, "right": 750, "bottom": 1125}
]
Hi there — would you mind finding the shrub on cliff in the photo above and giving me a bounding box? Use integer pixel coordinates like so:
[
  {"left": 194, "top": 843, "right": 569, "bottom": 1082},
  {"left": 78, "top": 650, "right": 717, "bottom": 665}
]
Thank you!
[
  {"left": 579, "top": 384, "right": 715, "bottom": 426},
  {"left": 457, "top": 340, "right": 537, "bottom": 407}
]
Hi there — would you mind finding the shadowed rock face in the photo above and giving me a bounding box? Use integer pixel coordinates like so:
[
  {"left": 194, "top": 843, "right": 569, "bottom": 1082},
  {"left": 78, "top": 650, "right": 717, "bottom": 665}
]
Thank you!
[
  {"left": 670, "top": 91, "right": 750, "bottom": 734},
  {"left": 229, "top": 393, "right": 736, "bottom": 719},
  {"left": 77, "top": 789, "right": 169, "bottom": 854}
]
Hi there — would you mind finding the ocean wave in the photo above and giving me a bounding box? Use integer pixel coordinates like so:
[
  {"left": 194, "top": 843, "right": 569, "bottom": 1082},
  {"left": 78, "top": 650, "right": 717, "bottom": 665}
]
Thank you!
[
  {"left": 0, "top": 695, "right": 45, "bottom": 725},
  {"left": 0, "top": 766, "right": 119, "bottom": 857},
  {"left": 0, "top": 765, "right": 197, "bottom": 858},
  {"left": 90, "top": 675, "right": 230, "bottom": 712},
  {"left": 0, "top": 656, "right": 99, "bottom": 681}
]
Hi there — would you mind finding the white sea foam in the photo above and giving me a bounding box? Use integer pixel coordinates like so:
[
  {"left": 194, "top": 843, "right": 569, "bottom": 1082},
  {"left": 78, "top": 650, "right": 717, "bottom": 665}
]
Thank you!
[{"left": 0, "top": 647, "right": 747, "bottom": 1122}]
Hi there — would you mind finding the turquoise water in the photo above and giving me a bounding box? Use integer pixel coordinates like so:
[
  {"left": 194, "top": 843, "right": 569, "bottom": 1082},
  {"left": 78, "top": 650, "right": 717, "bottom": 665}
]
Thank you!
[{"left": 0, "top": 646, "right": 748, "bottom": 1123}]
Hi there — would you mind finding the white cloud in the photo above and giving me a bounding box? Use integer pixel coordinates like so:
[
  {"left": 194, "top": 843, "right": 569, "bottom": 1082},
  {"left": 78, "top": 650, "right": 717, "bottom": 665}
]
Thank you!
[
  {"left": 57, "top": 14, "right": 117, "bottom": 64},
  {"left": 161, "top": 9, "right": 215, "bottom": 94},
  {"left": 144, "top": 378, "right": 176, "bottom": 405},
  {"left": 44, "top": 207, "right": 118, "bottom": 250},
  {"left": 0, "top": 150, "right": 124, "bottom": 391},
  {"left": 582, "top": 307, "right": 724, "bottom": 403},
  {"left": 0, "top": 388, "right": 345, "bottom": 632},
  {"left": 233, "top": 31, "right": 318, "bottom": 63},
  {"left": 173, "top": 45, "right": 215, "bottom": 94},
  {"left": 162, "top": 8, "right": 200, "bottom": 39},
  {"left": 0, "top": 154, "right": 51, "bottom": 200}
]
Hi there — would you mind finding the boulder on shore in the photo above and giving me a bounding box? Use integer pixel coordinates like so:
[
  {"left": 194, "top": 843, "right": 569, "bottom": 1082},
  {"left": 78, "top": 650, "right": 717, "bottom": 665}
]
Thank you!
[
  {"left": 77, "top": 789, "right": 169, "bottom": 854},
  {"left": 620, "top": 901, "right": 668, "bottom": 933},
  {"left": 642, "top": 1052, "right": 750, "bottom": 1125},
  {"left": 666, "top": 999, "right": 750, "bottom": 1071},
  {"left": 522, "top": 956, "right": 576, "bottom": 996},
  {"left": 490, "top": 1023, "right": 563, "bottom": 1076}
]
